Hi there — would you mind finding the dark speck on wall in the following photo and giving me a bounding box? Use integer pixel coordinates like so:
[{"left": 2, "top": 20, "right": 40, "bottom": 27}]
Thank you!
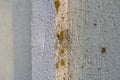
[
  {"left": 93, "top": 20, "right": 97, "bottom": 26},
  {"left": 101, "top": 47, "right": 106, "bottom": 53}
]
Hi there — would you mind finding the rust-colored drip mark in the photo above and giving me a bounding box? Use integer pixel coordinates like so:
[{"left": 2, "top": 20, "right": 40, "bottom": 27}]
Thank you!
[
  {"left": 60, "top": 59, "right": 65, "bottom": 66},
  {"left": 55, "top": 0, "right": 60, "bottom": 13},
  {"left": 57, "top": 30, "right": 64, "bottom": 41},
  {"left": 101, "top": 47, "right": 106, "bottom": 53},
  {"left": 60, "top": 48, "right": 65, "bottom": 54},
  {"left": 55, "top": 0, "right": 68, "bottom": 79}
]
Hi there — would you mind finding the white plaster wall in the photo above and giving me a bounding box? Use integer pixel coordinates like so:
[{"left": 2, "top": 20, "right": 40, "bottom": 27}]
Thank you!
[{"left": 31, "top": 0, "right": 55, "bottom": 80}]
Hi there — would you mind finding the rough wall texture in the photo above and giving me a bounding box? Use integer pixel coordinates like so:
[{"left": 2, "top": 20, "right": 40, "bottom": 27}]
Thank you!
[
  {"left": 69, "top": 0, "right": 120, "bottom": 80},
  {"left": 32, "top": 0, "right": 120, "bottom": 80},
  {"left": 32, "top": 0, "right": 55, "bottom": 80}
]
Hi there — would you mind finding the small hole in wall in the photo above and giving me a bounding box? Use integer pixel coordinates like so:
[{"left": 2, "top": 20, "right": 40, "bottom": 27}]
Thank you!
[
  {"left": 82, "top": 65, "right": 84, "bottom": 69},
  {"left": 101, "top": 47, "right": 106, "bottom": 53},
  {"left": 93, "top": 23, "right": 97, "bottom": 26},
  {"left": 93, "top": 20, "right": 97, "bottom": 26}
]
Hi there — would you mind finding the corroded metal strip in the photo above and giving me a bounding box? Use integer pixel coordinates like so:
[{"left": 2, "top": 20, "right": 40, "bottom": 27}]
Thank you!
[{"left": 55, "top": 0, "right": 69, "bottom": 80}]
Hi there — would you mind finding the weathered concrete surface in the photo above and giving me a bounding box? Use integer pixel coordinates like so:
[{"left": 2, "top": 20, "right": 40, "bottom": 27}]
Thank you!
[
  {"left": 0, "top": 0, "right": 13, "bottom": 80},
  {"left": 31, "top": 0, "right": 55, "bottom": 80},
  {"left": 32, "top": 0, "right": 120, "bottom": 80},
  {"left": 69, "top": 0, "right": 120, "bottom": 80}
]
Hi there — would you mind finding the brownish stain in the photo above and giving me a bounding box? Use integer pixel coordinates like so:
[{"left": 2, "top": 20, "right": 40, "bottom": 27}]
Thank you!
[
  {"left": 61, "top": 16, "right": 65, "bottom": 20},
  {"left": 101, "top": 47, "right": 106, "bottom": 53},
  {"left": 55, "top": 0, "right": 60, "bottom": 13},
  {"left": 56, "top": 62, "right": 59, "bottom": 69},
  {"left": 57, "top": 30, "right": 64, "bottom": 41},
  {"left": 60, "top": 48, "right": 65, "bottom": 54},
  {"left": 60, "top": 59, "right": 65, "bottom": 66}
]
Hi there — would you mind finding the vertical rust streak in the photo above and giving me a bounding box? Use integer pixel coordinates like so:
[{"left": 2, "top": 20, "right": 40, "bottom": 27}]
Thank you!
[{"left": 55, "top": 0, "right": 69, "bottom": 80}]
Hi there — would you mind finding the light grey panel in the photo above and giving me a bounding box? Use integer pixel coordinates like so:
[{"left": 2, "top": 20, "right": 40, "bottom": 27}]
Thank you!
[
  {"left": 32, "top": 0, "right": 55, "bottom": 80},
  {"left": 13, "top": 0, "right": 32, "bottom": 80}
]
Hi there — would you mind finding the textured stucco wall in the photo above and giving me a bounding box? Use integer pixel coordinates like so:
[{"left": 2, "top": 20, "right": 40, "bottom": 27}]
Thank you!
[
  {"left": 32, "top": 0, "right": 55, "bottom": 80},
  {"left": 32, "top": 0, "right": 120, "bottom": 80},
  {"left": 69, "top": 0, "right": 120, "bottom": 80}
]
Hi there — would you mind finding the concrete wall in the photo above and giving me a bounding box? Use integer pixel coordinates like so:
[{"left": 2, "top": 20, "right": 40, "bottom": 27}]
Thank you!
[
  {"left": 31, "top": 0, "right": 55, "bottom": 80},
  {"left": 32, "top": 0, "right": 120, "bottom": 80},
  {"left": 69, "top": 0, "right": 120, "bottom": 80},
  {"left": 0, "top": 0, "right": 120, "bottom": 80}
]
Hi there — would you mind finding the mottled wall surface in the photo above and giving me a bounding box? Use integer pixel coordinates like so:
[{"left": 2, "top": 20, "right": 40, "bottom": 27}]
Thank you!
[
  {"left": 69, "top": 0, "right": 120, "bottom": 80},
  {"left": 32, "top": 0, "right": 120, "bottom": 80},
  {"left": 31, "top": 0, "right": 55, "bottom": 80}
]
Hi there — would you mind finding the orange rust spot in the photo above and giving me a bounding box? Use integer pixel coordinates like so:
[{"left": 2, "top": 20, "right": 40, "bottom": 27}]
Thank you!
[
  {"left": 57, "top": 30, "right": 64, "bottom": 41},
  {"left": 101, "top": 47, "right": 106, "bottom": 53},
  {"left": 60, "top": 59, "right": 65, "bottom": 66},
  {"left": 60, "top": 48, "right": 65, "bottom": 54},
  {"left": 55, "top": 0, "right": 60, "bottom": 13}
]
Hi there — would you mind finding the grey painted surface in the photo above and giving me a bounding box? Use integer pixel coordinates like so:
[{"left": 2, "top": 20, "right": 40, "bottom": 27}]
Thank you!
[
  {"left": 69, "top": 0, "right": 120, "bottom": 80},
  {"left": 31, "top": 0, "right": 55, "bottom": 80},
  {"left": 13, "top": 0, "right": 32, "bottom": 80}
]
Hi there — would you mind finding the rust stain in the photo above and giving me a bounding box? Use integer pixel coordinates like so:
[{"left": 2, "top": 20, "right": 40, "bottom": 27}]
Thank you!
[
  {"left": 60, "top": 59, "right": 65, "bottom": 66},
  {"left": 55, "top": 0, "right": 60, "bottom": 13},
  {"left": 60, "top": 48, "right": 65, "bottom": 54},
  {"left": 55, "top": 0, "right": 68, "bottom": 79},
  {"left": 57, "top": 30, "right": 64, "bottom": 41},
  {"left": 61, "top": 16, "right": 65, "bottom": 20}
]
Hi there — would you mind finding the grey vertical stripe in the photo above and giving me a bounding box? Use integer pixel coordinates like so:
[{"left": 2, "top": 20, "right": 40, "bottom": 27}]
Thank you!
[{"left": 13, "top": 0, "right": 32, "bottom": 80}]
